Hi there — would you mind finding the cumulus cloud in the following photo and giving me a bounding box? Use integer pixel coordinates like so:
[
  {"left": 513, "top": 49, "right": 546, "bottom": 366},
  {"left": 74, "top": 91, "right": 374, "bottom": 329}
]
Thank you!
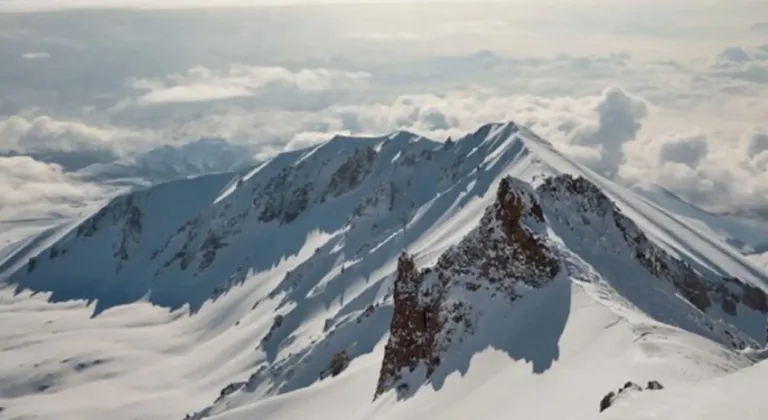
[
  {"left": 0, "top": 156, "right": 109, "bottom": 219},
  {"left": 2, "top": 4, "right": 768, "bottom": 219},
  {"left": 717, "top": 47, "right": 754, "bottom": 63},
  {"left": 657, "top": 133, "right": 709, "bottom": 168},
  {"left": 620, "top": 123, "right": 768, "bottom": 214},
  {"left": 0, "top": 115, "right": 157, "bottom": 170},
  {"left": 744, "top": 127, "right": 768, "bottom": 158},
  {"left": 711, "top": 45, "right": 768, "bottom": 85},
  {"left": 569, "top": 86, "right": 648, "bottom": 178},
  {"left": 121, "top": 65, "right": 372, "bottom": 106}
]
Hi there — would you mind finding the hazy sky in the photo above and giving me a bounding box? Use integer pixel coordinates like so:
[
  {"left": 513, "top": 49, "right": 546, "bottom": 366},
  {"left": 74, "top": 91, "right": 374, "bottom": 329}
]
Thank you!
[{"left": 1, "top": 0, "right": 768, "bottom": 216}]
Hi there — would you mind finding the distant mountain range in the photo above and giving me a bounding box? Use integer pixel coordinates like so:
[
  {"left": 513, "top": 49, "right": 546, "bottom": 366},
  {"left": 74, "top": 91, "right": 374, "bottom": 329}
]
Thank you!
[{"left": 75, "top": 137, "right": 257, "bottom": 186}]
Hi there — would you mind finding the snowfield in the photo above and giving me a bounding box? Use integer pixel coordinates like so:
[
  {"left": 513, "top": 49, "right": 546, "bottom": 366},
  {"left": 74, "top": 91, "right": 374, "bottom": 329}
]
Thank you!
[{"left": 1, "top": 122, "right": 767, "bottom": 420}]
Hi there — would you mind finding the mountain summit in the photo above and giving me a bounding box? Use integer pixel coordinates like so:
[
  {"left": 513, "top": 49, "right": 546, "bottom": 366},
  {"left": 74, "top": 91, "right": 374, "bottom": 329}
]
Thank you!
[{"left": 1, "top": 122, "right": 767, "bottom": 420}]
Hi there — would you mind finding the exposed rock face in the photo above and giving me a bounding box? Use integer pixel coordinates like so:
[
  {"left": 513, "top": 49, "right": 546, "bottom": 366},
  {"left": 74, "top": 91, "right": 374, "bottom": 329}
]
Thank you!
[
  {"left": 599, "top": 380, "right": 664, "bottom": 412},
  {"left": 215, "top": 381, "right": 246, "bottom": 403},
  {"left": 76, "top": 193, "right": 143, "bottom": 242},
  {"left": 646, "top": 380, "right": 664, "bottom": 390},
  {"left": 721, "top": 277, "right": 768, "bottom": 314},
  {"left": 114, "top": 198, "right": 143, "bottom": 263},
  {"left": 375, "top": 253, "right": 441, "bottom": 397},
  {"left": 322, "top": 350, "right": 350, "bottom": 378},
  {"left": 537, "top": 174, "right": 768, "bottom": 347},
  {"left": 261, "top": 314, "right": 284, "bottom": 344},
  {"left": 323, "top": 146, "right": 376, "bottom": 200},
  {"left": 257, "top": 145, "right": 376, "bottom": 225},
  {"left": 375, "top": 177, "right": 560, "bottom": 398},
  {"left": 25, "top": 192, "right": 145, "bottom": 274}
]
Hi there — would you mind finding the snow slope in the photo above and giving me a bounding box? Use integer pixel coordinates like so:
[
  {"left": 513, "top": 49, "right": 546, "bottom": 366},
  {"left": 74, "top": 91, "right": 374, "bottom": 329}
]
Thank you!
[
  {"left": 1, "top": 122, "right": 767, "bottom": 420},
  {"left": 631, "top": 183, "right": 768, "bottom": 270},
  {"left": 603, "top": 358, "right": 768, "bottom": 420}
]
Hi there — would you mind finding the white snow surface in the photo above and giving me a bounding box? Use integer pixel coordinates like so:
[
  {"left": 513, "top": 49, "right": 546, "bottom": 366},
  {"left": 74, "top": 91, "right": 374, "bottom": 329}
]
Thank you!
[
  {"left": 0, "top": 122, "right": 767, "bottom": 420},
  {"left": 630, "top": 182, "right": 768, "bottom": 270}
]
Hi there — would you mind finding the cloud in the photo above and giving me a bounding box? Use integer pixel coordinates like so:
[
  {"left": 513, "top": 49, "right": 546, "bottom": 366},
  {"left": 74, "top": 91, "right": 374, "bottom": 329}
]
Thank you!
[
  {"left": 657, "top": 133, "right": 709, "bottom": 168},
  {"left": 2, "top": 4, "right": 768, "bottom": 218},
  {"left": 619, "top": 123, "right": 768, "bottom": 214},
  {"left": 347, "top": 32, "right": 424, "bottom": 41},
  {"left": 280, "top": 85, "right": 768, "bottom": 215},
  {"left": 568, "top": 86, "right": 648, "bottom": 178},
  {"left": 347, "top": 19, "right": 513, "bottom": 41},
  {"left": 717, "top": 47, "right": 754, "bottom": 63},
  {"left": 711, "top": 46, "right": 768, "bottom": 85},
  {"left": 121, "top": 65, "right": 372, "bottom": 106},
  {"left": 0, "top": 115, "right": 157, "bottom": 170},
  {"left": 744, "top": 127, "right": 768, "bottom": 157},
  {"left": 21, "top": 52, "right": 50, "bottom": 59},
  {"left": 0, "top": 155, "right": 109, "bottom": 219}
]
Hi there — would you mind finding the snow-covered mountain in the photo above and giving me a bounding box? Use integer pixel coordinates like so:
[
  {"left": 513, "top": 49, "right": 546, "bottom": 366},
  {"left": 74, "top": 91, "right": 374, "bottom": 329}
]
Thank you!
[
  {"left": 76, "top": 137, "right": 257, "bottom": 186},
  {"left": 630, "top": 183, "right": 768, "bottom": 270},
  {"left": 1, "top": 122, "right": 767, "bottom": 420}
]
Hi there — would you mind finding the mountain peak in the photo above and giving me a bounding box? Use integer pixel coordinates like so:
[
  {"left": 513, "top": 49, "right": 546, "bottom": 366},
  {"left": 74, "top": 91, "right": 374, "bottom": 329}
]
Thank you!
[
  {"left": 376, "top": 175, "right": 560, "bottom": 398},
  {"left": 4, "top": 122, "right": 768, "bottom": 420}
]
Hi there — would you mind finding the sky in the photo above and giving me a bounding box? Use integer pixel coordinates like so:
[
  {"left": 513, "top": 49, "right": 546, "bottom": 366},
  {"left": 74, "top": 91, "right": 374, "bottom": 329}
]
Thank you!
[{"left": 1, "top": 0, "right": 768, "bottom": 219}]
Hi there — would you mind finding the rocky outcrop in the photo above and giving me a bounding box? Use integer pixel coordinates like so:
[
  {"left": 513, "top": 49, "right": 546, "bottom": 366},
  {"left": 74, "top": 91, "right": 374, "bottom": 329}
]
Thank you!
[
  {"left": 599, "top": 380, "right": 664, "bottom": 412},
  {"left": 718, "top": 277, "right": 768, "bottom": 314},
  {"left": 76, "top": 193, "right": 143, "bottom": 242},
  {"left": 321, "top": 350, "right": 350, "bottom": 379},
  {"left": 214, "top": 381, "right": 246, "bottom": 403},
  {"left": 375, "top": 253, "right": 441, "bottom": 397},
  {"left": 114, "top": 198, "right": 143, "bottom": 266},
  {"left": 261, "top": 314, "right": 284, "bottom": 344},
  {"left": 323, "top": 146, "right": 376, "bottom": 200},
  {"left": 375, "top": 177, "right": 560, "bottom": 398},
  {"left": 25, "top": 192, "right": 145, "bottom": 274},
  {"left": 257, "top": 146, "right": 376, "bottom": 225}
]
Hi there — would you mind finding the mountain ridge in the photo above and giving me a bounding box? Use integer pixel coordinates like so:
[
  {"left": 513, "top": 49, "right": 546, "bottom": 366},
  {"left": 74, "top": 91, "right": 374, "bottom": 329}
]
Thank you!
[{"left": 1, "top": 121, "right": 767, "bottom": 420}]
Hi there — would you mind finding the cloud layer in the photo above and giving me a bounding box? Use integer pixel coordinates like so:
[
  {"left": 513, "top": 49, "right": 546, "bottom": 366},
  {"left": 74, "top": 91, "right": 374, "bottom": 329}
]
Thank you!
[
  {"left": 0, "top": 115, "right": 158, "bottom": 170},
  {"left": 122, "top": 65, "right": 371, "bottom": 106},
  {"left": 2, "top": 3, "right": 768, "bottom": 218},
  {"left": 0, "top": 156, "right": 109, "bottom": 220}
]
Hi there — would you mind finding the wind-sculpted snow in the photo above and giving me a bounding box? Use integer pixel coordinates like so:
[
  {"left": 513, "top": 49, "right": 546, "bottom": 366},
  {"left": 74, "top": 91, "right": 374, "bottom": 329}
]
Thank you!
[{"left": 2, "top": 122, "right": 768, "bottom": 420}]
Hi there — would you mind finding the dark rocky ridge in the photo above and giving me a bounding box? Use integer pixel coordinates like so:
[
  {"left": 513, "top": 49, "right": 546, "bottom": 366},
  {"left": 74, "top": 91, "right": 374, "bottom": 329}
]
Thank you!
[
  {"left": 376, "top": 177, "right": 561, "bottom": 398},
  {"left": 377, "top": 174, "right": 768, "bottom": 400}
]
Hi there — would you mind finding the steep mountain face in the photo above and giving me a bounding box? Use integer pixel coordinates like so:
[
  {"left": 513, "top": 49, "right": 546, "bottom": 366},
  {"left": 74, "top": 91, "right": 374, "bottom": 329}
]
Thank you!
[
  {"left": 375, "top": 172, "right": 768, "bottom": 402},
  {"left": 6, "top": 125, "right": 514, "bottom": 315},
  {"left": 630, "top": 183, "right": 768, "bottom": 271},
  {"left": 376, "top": 178, "right": 560, "bottom": 398},
  {"left": 537, "top": 175, "right": 767, "bottom": 349},
  {"left": 2, "top": 122, "right": 768, "bottom": 420}
]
